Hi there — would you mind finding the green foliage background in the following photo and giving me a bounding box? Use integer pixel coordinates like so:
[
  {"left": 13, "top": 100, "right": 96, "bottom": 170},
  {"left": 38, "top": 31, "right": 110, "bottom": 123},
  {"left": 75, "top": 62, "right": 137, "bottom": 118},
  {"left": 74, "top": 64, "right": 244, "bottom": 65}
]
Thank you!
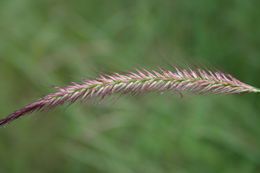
[{"left": 0, "top": 0, "right": 260, "bottom": 172}]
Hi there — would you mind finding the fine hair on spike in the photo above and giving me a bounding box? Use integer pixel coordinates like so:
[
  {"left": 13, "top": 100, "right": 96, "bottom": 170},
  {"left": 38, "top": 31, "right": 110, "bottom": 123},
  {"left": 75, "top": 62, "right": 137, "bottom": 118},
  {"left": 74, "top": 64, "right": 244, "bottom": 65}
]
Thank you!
[{"left": 0, "top": 65, "right": 259, "bottom": 126}]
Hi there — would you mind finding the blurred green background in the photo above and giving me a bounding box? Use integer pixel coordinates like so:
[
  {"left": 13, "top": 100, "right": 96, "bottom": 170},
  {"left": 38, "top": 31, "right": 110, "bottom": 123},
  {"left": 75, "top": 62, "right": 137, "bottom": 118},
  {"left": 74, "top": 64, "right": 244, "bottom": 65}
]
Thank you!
[{"left": 0, "top": 0, "right": 260, "bottom": 172}]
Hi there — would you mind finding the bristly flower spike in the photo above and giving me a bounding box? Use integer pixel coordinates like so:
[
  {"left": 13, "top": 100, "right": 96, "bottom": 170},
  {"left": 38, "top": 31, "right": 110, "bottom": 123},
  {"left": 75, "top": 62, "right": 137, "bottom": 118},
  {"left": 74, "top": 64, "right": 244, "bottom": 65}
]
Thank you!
[{"left": 0, "top": 66, "right": 259, "bottom": 126}]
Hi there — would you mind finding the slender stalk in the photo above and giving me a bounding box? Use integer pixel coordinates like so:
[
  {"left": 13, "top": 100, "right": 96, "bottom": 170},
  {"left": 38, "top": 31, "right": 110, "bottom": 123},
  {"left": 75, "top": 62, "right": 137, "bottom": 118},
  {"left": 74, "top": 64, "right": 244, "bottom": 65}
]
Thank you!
[{"left": 0, "top": 66, "right": 259, "bottom": 126}]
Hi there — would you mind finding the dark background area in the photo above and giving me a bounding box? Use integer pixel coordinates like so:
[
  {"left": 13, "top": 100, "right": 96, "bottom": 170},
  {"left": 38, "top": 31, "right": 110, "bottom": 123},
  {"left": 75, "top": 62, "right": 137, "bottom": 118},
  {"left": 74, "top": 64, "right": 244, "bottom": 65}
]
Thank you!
[{"left": 0, "top": 0, "right": 260, "bottom": 172}]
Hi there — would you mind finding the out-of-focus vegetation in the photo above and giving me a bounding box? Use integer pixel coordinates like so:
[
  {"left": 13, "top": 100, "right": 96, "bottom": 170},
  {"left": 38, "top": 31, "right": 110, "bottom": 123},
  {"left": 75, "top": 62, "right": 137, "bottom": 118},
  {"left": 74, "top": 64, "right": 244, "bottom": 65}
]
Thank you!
[{"left": 0, "top": 0, "right": 260, "bottom": 172}]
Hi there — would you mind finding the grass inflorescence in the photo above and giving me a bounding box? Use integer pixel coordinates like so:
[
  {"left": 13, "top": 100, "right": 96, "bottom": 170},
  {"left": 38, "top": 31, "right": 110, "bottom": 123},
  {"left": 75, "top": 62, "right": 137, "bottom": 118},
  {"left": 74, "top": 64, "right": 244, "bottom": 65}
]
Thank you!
[{"left": 0, "top": 66, "right": 259, "bottom": 126}]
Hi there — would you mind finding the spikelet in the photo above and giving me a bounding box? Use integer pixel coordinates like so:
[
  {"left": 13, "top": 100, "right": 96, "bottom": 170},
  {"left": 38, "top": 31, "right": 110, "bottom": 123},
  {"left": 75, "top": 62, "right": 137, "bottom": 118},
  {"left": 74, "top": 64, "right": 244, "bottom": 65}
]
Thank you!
[{"left": 0, "top": 66, "right": 259, "bottom": 126}]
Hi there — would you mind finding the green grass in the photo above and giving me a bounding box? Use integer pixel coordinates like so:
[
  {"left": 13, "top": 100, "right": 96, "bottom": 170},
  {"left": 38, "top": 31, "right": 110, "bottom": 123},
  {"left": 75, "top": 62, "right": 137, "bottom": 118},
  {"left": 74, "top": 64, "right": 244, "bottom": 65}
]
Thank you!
[{"left": 0, "top": 0, "right": 260, "bottom": 173}]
